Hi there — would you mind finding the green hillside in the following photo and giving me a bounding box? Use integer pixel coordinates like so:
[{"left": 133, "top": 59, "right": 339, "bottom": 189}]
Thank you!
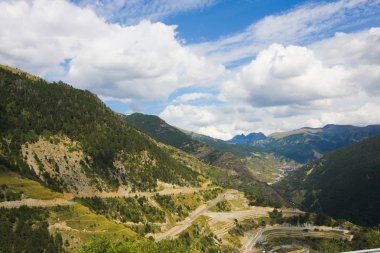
[
  {"left": 125, "top": 113, "right": 290, "bottom": 207},
  {"left": 274, "top": 134, "right": 380, "bottom": 226},
  {"left": 0, "top": 65, "right": 199, "bottom": 192},
  {"left": 125, "top": 113, "right": 205, "bottom": 154}
]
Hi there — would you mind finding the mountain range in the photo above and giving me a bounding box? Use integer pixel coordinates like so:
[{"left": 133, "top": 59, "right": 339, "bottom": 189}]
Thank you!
[
  {"left": 229, "top": 125, "right": 380, "bottom": 163},
  {"left": 229, "top": 132, "right": 267, "bottom": 145}
]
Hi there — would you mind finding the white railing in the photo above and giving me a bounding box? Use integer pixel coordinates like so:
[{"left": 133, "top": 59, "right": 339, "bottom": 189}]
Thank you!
[{"left": 342, "top": 249, "right": 380, "bottom": 253}]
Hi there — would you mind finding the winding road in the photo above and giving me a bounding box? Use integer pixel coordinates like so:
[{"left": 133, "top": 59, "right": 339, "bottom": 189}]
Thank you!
[{"left": 154, "top": 192, "right": 227, "bottom": 242}]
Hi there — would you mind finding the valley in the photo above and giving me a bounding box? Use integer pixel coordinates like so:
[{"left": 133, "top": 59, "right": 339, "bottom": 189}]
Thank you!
[
  {"left": 2, "top": 0, "right": 380, "bottom": 252},
  {"left": 0, "top": 65, "right": 379, "bottom": 253}
]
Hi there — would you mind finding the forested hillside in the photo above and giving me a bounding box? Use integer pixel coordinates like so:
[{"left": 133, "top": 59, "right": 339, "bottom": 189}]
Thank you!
[
  {"left": 275, "top": 134, "right": 380, "bottom": 226},
  {"left": 0, "top": 65, "right": 199, "bottom": 192}
]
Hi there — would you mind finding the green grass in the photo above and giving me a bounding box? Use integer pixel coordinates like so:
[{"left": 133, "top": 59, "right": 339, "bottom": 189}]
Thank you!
[
  {"left": 50, "top": 204, "right": 135, "bottom": 235},
  {"left": 173, "top": 193, "right": 203, "bottom": 210},
  {"left": 224, "top": 233, "right": 242, "bottom": 248},
  {"left": 209, "top": 199, "right": 231, "bottom": 212},
  {"left": 227, "top": 197, "right": 248, "bottom": 210},
  {"left": 0, "top": 170, "right": 62, "bottom": 200},
  {"left": 49, "top": 204, "right": 136, "bottom": 251},
  {"left": 76, "top": 196, "right": 166, "bottom": 224},
  {"left": 154, "top": 193, "right": 203, "bottom": 222}
]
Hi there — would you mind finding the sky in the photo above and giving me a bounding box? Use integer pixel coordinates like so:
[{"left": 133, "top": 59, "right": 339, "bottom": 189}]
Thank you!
[{"left": 1, "top": 0, "right": 380, "bottom": 140}]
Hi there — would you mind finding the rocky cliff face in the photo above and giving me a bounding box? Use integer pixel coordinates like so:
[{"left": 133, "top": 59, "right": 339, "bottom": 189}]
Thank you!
[{"left": 21, "top": 135, "right": 109, "bottom": 194}]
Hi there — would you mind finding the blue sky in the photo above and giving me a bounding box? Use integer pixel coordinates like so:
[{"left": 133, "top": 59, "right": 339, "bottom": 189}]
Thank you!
[
  {"left": 89, "top": 0, "right": 380, "bottom": 117},
  {"left": 1, "top": 0, "right": 380, "bottom": 139},
  {"left": 165, "top": 0, "right": 307, "bottom": 43},
  {"left": 91, "top": 0, "right": 380, "bottom": 133}
]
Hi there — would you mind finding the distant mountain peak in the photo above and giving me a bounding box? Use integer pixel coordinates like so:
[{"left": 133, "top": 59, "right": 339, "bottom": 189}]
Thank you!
[{"left": 228, "top": 132, "right": 266, "bottom": 145}]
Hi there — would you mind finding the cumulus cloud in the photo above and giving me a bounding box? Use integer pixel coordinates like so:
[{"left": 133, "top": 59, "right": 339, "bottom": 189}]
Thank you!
[
  {"left": 0, "top": 0, "right": 224, "bottom": 101},
  {"left": 220, "top": 44, "right": 355, "bottom": 107},
  {"left": 162, "top": 28, "right": 380, "bottom": 139},
  {"left": 160, "top": 104, "right": 219, "bottom": 128},
  {"left": 160, "top": 103, "right": 275, "bottom": 139},
  {"left": 309, "top": 103, "right": 380, "bottom": 127},
  {"left": 312, "top": 28, "right": 380, "bottom": 95}
]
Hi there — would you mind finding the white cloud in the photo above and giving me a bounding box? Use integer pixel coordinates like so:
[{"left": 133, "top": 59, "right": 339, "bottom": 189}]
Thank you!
[
  {"left": 172, "top": 92, "right": 214, "bottom": 103},
  {"left": 220, "top": 44, "right": 355, "bottom": 107},
  {"left": 74, "top": 0, "right": 217, "bottom": 24},
  {"left": 311, "top": 28, "right": 380, "bottom": 66},
  {"left": 0, "top": 0, "right": 224, "bottom": 101},
  {"left": 191, "top": 0, "right": 380, "bottom": 66},
  {"left": 160, "top": 97, "right": 380, "bottom": 140},
  {"left": 312, "top": 28, "right": 380, "bottom": 95},
  {"left": 311, "top": 103, "right": 380, "bottom": 127},
  {"left": 160, "top": 104, "right": 219, "bottom": 128},
  {"left": 160, "top": 103, "right": 270, "bottom": 139},
  {"left": 161, "top": 28, "right": 380, "bottom": 140}
]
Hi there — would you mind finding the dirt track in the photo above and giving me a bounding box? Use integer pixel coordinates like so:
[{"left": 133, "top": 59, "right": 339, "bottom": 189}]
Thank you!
[
  {"left": 205, "top": 206, "right": 303, "bottom": 221},
  {"left": 0, "top": 198, "right": 73, "bottom": 208}
]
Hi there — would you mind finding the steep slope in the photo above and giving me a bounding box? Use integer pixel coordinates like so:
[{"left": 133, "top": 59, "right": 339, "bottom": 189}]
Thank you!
[
  {"left": 125, "top": 113, "right": 290, "bottom": 207},
  {"left": 274, "top": 135, "right": 380, "bottom": 226},
  {"left": 230, "top": 125, "right": 380, "bottom": 163},
  {"left": 0, "top": 65, "right": 199, "bottom": 193}
]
